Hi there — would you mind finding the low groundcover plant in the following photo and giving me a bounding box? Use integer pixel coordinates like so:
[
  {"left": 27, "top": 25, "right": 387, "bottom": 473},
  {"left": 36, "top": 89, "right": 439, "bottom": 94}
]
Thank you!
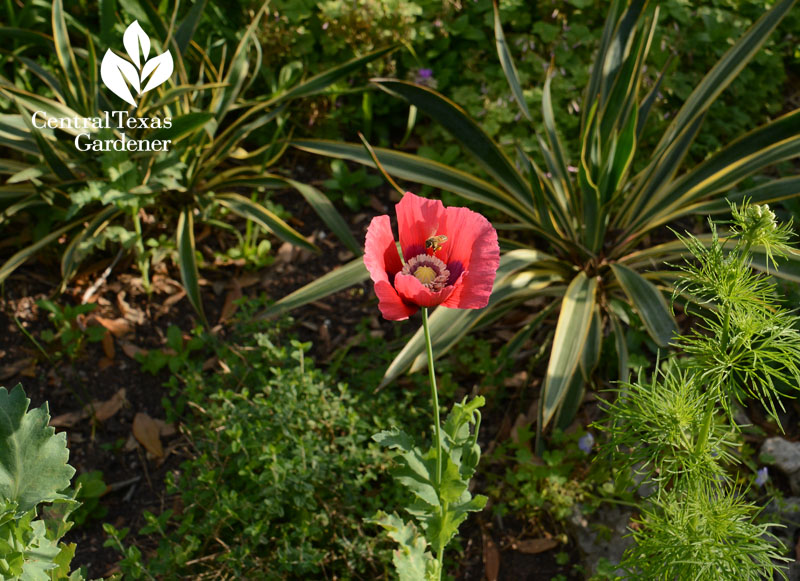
[{"left": 365, "top": 191, "right": 499, "bottom": 580}]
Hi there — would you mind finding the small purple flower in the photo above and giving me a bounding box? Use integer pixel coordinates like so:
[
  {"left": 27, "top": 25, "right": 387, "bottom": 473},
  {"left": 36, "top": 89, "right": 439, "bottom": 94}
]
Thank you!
[
  {"left": 413, "top": 68, "right": 437, "bottom": 89},
  {"left": 578, "top": 432, "right": 594, "bottom": 454},
  {"left": 755, "top": 467, "right": 769, "bottom": 487}
]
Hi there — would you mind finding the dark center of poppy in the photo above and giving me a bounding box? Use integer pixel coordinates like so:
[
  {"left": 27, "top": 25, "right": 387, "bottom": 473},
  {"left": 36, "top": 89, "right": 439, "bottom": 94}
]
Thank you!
[{"left": 402, "top": 254, "right": 450, "bottom": 292}]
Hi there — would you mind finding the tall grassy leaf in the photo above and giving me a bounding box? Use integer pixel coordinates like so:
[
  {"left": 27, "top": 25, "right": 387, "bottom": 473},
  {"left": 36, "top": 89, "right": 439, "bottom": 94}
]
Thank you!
[
  {"left": 372, "top": 79, "right": 532, "bottom": 205},
  {"left": 540, "top": 272, "right": 597, "bottom": 429},
  {"left": 610, "top": 263, "right": 676, "bottom": 347},
  {"left": 176, "top": 208, "right": 206, "bottom": 324},
  {"left": 259, "top": 257, "right": 369, "bottom": 317},
  {"left": 493, "top": 0, "right": 531, "bottom": 121},
  {"left": 216, "top": 193, "right": 317, "bottom": 252}
]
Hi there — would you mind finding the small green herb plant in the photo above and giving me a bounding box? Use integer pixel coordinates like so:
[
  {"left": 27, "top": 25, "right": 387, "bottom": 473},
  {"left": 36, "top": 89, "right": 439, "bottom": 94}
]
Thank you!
[
  {"left": 597, "top": 202, "right": 798, "bottom": 578},
  {"left": 0, "top": 384, "right": 84, "bottom": 580},
  {"left": 37, "top": 300, "right": 106, "bottom": 361},
  {"left": 111, "top": 300, "right": 425, "bottom": 579}
]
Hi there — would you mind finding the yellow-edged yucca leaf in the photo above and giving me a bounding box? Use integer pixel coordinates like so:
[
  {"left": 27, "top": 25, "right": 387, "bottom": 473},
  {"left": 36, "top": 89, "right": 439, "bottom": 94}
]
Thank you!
[
  {"left": 260, "top": 257, "right": 369, "bottom": 317},
  {"left": 492, "top": 0, "right": 531, "bottom": 122},
  {"left": 276, "top": 46, "right": 396, "bottom": 102},
  {"left": 52, "top": 0, "right": 86, "bottom": 108},
  {"left": 281, "top": 178, "right": 362, "bottom": 256},
  {"left": 216, "top": 193, "right": 317, "bottom": 252},
  {"left": 149, "top": 113, "right": 215, "bottom": 143},
  {"left": 610, "top": 263, "right": 676, "bottom": 347},
  {"left": 652, "top": 0, "right": 796, "bottom": 158},
  {"left": 372, "top": 79, "right": 533, "bottom": 205},
  {"left": 0, "top": 219, "right": 84, "bottom": 284},
  {"left": 176, "top": 209, "right": 207, "bottom": 325},
  {"left": 61, "top": 206, "right": 122, "bottom": 282},
  {"left": 555, "top": 307, "right": 601, "bottom": 430},
  {"left": 540, "top": 272, "right": 597, "bottom": 429},
  {"left": 16, "top": 101, "right": 74, "bottom": 181}
]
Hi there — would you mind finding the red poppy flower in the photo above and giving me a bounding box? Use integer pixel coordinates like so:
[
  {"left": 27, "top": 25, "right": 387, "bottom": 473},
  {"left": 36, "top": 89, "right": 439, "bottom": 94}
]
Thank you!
[{"left": 364, "top": 192, "right": 500, "bottom": 321}]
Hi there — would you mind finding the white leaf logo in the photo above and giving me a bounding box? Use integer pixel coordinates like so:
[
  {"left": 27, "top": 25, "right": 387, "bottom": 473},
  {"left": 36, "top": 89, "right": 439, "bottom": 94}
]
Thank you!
[{"left": 101, "top": 21, "right": 173, "bottom": 106}]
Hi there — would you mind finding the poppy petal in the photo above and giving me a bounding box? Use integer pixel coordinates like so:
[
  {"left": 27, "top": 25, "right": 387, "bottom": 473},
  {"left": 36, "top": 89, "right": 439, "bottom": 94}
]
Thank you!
[
  {"left": 374, "top": 280, "right": 418, "bottom": 320},
  {"left": 394, "top": 273, "right": 455, "bottom": 308},
  {"left": 396, "top": 192, "right": 446, "bottom": 261},
  {"left": 440, "top": 207, "right": 499, "bottom": 309},
  {"left": 364, "top": 215, "right": 404, "bottom": 282}
]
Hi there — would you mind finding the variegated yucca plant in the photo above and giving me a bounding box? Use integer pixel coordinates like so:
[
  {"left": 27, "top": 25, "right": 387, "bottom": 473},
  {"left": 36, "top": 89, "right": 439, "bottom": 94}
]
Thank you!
[
  {"left": 274, "top": 0, "right": 800, "bottom": 435},
  {"left": 0, "top": 0, "right": 387, "bottom": 322}
]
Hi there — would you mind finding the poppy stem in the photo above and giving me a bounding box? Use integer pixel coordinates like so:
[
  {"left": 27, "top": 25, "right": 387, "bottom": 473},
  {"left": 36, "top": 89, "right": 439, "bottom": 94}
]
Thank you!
[
  {"left": 421, "top": 307, "right": 443, "bottom": 488},
  {"left": 421, "top": 307, "right": 445, "bottom": 575}
]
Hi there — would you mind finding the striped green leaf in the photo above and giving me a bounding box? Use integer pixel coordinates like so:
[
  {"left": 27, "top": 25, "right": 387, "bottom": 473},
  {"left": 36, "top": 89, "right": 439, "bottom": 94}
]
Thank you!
[
  {"left": 540, "top": 272, "right": 597, "bottom": 429},
  {"left": 260, "top": 257, "right": 369, "bottom": 317},
  {"left": 281, "top": 178, "right": 362, "bottom": 256},
  {"left": 372, "top": 79, "right": 532, "bottom": 205},
  {"left": 176, "top": 209, "right": 207, "bottom": 324},
  {"left": 493, "top": 0, "right": 531, "bottom": 121},
  {"left": 216, "top": 193, "right": 317, "bottom": 252},
  {"left": 610, "top": 263, "right": 676, "bottom": 347}
]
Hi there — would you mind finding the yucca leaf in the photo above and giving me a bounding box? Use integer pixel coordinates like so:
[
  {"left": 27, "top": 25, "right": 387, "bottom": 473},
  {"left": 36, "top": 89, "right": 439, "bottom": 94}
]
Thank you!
[
  {"left": 176, "top": 208, "right": 207, "bottom": 324},
  {"left": 0, "top": 219, "right": 83, "bottom": 284},
  {"left": 291, "top": 139, "right": 538, "bottom": 225},
  {"left": 554, "top": 307, "right": 601, "bottom": 430},
  {"left": 4, "top": 89, "right": 89, "bottom": 136},
  {"left": 52, "top": 0, "right": 87, "bottom": 108},
  {"left": 542, "top": 71, "right": 574, "bottom": 204},
  {"left": 609, "top": 313, "right": 629, "bottom": 383},
  {"left": 649, "top": 109, "right": 800, "bottom": 224},
  {"left": 149, "top": 112, "right": 215, "bottom": 143},
  {"left": 610, "top": 263, "right": 676, "bottom": 347},
  {"left": 688, "top": 176, "right": 800, "bottom": 216},
  {"left": 540, "top": 272, "right": 597, "bottom": 429},
  {"left": 583, "top": 0, "right": 625, "bottom": 127},
  {"left": 216, "top": 193, "right": 317, "bottom": 252},
  {"left": 281, "top": 177, "right": 362, "bottom": 256},
  {"left": 372, "top": 79, "right": 532, "bottom": 205},
  {"left": 259, "top": 257, "right": 369, "bottom": 317},
  {"left": 61, "top": 206, "right": 121, "bottom": 282},
  {"left": 407, "top": 271, "right": 560, "bottom": 376},
  {"left": 213, "top": 4, "right": 267, "bottom": 120},
  {"left": 276, "top": 46, "right": 396, "bottom": 102},
  {"left": 652, "top": 0, "right": 796, "bottom": 158},
  {"left": 620, "top": 113, "right": 706, "bottom": 232},
  {"left": 493, "top": 0, "right": 531, "bottom": 121},
  {"left": 16, "top": 101, "right": 74, "bottom": 181},
  {"left": 175, "top": 0, "right": 208, "bottom": 54}
]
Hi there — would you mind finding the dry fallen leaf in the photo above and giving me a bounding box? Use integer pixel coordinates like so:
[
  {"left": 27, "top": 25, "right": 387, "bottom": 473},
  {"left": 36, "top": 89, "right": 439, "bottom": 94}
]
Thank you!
[
  {"left": 50, "top": 389, "right": 127, "bottom": 427},
  {"left": 218, "top": 281, "right": 243, "bottom": 324},
  {"left": 482, "top": 531, "right": 500, "bottom": 581},
  {"left": 513, "top": 538, "right": 558, "bottom": 554},
  {"left": 132, "top": 412, "right": 164, "bottom": 458},
  {"left": 101, "top": 330, "right": 115, "bottom": 359},
  {"left": 98, "top": 357, "right": 115, "bottom": 371},
  {"left": 94, "top": 316, "right": 132, "bottom": 338},
  {"left": 120, "top": 341, "right": 147, "bottom": 360},
  {"left": 91, "top": 389, "right": 127, "bottom": 422}
]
